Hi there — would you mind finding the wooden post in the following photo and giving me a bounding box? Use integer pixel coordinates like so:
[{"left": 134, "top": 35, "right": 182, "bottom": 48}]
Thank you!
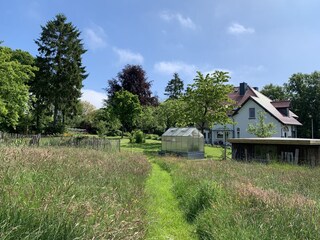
[
  {"left": 245, "top": 148, "right": 248, "bottom": 161},
  {"left": 294, "top": 149, "right": 299, "bottom": 165}
]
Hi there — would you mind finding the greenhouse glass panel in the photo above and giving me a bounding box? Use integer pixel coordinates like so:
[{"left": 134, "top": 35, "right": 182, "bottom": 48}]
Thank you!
[{"left": 161, "top": 127, "right": 205, "bottom": 159}]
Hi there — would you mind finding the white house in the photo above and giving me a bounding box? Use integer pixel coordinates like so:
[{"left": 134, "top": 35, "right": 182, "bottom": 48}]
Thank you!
[{"left": 204, "top": 82, "right": 302, "bottom": 144}]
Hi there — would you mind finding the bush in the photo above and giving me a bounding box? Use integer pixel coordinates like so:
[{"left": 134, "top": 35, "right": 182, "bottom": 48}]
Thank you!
[{"left": 129, "top": 130, "right": 145, "bottom": 143}]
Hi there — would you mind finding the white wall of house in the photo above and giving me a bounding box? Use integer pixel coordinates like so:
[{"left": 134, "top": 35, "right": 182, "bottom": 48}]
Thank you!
[
  {"left": 206, "top": 99, "right": 297, "bottom": 144},
  {"left": 233, "top": 99, "right": 287, "bottom": 138}
]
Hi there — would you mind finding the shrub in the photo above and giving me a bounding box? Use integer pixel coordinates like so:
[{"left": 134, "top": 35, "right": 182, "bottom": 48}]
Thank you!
[{"left": 130, "top": 130, "right": 145, "bottom": 143}]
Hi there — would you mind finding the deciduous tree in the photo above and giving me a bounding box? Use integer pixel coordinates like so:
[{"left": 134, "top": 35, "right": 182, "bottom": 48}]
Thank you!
[
  {"left": 286, "top": 72, "right": 320, "bottom": 138},
  {"left": 260, "top": 84, "right": 287, "bottom": 101},
  {"left": 110, "top": 90, "right": 142, "bottom": 135},
  {"left": 184, "top": 71, "right": 234, "bottom": 133},
  {"left": 0, "top": 46, "right": 37, "bottom": 130},
  {"left": 106, "top": 64, "right": 158, "bottom": 106}
]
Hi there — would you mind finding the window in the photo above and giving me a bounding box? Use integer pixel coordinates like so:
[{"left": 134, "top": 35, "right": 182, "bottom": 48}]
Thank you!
[
  {"left": 217, "top": 131, "right": 224, "bottom": 139},
  {"left": 249, "top": 108, "right": 255, "bottom": 119}
]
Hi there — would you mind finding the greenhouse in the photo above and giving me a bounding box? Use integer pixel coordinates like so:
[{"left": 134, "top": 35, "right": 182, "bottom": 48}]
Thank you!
[{"left": 161, "top": 127, "right": 204, "bottom": 159}]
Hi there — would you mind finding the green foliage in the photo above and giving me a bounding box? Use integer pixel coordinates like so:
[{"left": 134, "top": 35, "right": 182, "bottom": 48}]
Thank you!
[
  {"left": 247, "top": 110, "right": 277, "bottom": 137},
  {"left": 184, "top": 71, "right": 234, "bottom": 133},
  {"left": 110, "top": 90, "right": 142, "bottom": 133},
  {"left": 138, "top": 106, "right": 159, "bottom": 133},
  {"left": 165, "top": 72, "right": 184, "bottom": 99},
  {"left": 157, "top": 98, "right": 187, "bottom": 130},
  {"left": 285, "top": 71, "right": 320, "bottom": 138},
  {"left": 260, "top": 83, "right": 288, "bottom": 101},
  {"left": 0, "top": 46, "right": 37, "bottom": 129},
  {"left": 33, "top": 14, "right": 87, "bottom": 132},
  {"left": 129, "top": 130, "right": 145, "bottom": 143}
]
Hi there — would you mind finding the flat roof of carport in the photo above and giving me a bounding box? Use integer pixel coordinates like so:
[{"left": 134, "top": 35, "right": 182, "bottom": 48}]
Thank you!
[{"left": 228, "top": 138, "right": 320, "bottom": 146}]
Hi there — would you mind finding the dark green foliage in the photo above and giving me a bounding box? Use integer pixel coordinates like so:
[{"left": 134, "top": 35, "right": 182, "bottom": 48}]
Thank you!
[
  {"left": 106, "top": 64, "right": 158, "bottom": 106},
  {"left": 130, "top": 130, "right": 145, "bottom": 143},
  {"left": 165, "top": 72, "right": 184, "bottom": 99},
  {"left": 33, "top": 14, "right": 87, "bottom": 133},
  {"left": 286, "top": 71, "right": 320, "bottom": 138},
  {"left": 260, "top": 83, "right": 288, "bottom": 101},
  {"left": 110, "top": 90, "right": 142, "bottom": 134}
]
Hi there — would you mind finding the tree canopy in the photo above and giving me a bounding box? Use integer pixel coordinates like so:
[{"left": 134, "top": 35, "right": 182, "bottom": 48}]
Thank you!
[
  {"left": 286, "top": 72, "right": 320, "bottom": 138},
  {"left": 0, "top": 46, "right": 37, "bottom": 129},
  {"left": 33, "top": 14, "right": 87, "bottom": 132},
  {"left": 164, "top": 72, "right": 184, "bottom": 99},
  {"left": 106, "top": 64, "right": 158, "bottom": 106},
  {"left": 260, "top": 84, "right": 287, "bottom": 101},
  {"left": 110, "top": 90, "right": 142, "bottom": 134},
  {"left": 184, "top": 71, "right": 234, "bottom": 133}
]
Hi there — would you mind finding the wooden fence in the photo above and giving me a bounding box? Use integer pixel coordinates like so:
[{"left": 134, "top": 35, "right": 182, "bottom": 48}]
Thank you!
[{"left": 0, "top": 132, "right": 120, "bottom": 152}]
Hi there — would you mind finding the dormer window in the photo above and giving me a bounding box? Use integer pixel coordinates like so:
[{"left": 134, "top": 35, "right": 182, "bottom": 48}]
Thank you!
[{"left": 249, "top": 108, "right": 255, "bottom": 119}]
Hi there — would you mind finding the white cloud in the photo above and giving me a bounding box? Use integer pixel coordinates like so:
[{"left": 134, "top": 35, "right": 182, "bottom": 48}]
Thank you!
[
  {"left": 113, "top": 47, "right": 144, "bottom": 64},
  {"left": 81, "top": 89, "right": 106, "bottom": 109},
  {"left": 83, "top": 25, "right": 107, "bottom": 50},
  {"left": 154, "top": 61, "right": 196, "bottom": 76},
  {"left": 227, "top": 23, "right": 255, "bottom": 35},
  {"left": 160, "top": 11, "right": 196, "bottom": 30}
]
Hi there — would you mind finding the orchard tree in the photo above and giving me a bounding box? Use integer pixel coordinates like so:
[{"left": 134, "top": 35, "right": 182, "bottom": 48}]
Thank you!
[
  {"left": 0, "top": 46, "right": 37, "bottom": 130},
  {"left": 260, "top": 84, "right": 287, "bottom": 101},
  {"left": 157, "top": 99, "right": 187, "bottom": 130},
  {"left": 110, "top": 90, "right": 142, "bottom": 135},
  {"left": 247, "top": 111, "right": 277, "bottom": 137},
  {"left": 164, "top": 72, "right": 184, "bottom": 99},
  {"left": 184, "top": 71, "right": 234, "bottom": 133},
  {"left": 106, "top": 64, "right": 158, "bottom": 106},
  {"left": 34, "top": 14, "right": 87, "bottom": 132}
]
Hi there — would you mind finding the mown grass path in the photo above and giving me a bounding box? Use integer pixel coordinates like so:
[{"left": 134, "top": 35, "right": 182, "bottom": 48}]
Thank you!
[{"left": 145, "top": 161, "right": 195, "bottom": 240}]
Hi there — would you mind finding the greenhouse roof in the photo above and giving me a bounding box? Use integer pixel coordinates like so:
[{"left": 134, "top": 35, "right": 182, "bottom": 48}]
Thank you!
[{"left": 162, "top": 127, "right": 204, "bottom": 137}]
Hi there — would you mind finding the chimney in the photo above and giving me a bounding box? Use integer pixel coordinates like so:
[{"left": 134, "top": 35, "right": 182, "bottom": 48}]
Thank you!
[
  {"left": 253, "top": 87, "right": 259, "bottom": 91},
  {"left": 239, "top": 82, "right": 248, "bottom": 96}
]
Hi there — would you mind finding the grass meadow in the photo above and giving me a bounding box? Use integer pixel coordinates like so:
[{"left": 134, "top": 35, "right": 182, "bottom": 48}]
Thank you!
[
  {"left": 154, "top": 157, "right": 320, "bottom": 239},
  {"left": 1, "top": 137, "right": 319, "bottom": 239},
  {"left": 0, "top": 146, "right": 150, "bottom": 239}
]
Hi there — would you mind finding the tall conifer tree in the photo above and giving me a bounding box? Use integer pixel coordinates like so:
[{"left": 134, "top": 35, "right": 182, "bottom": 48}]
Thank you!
[
  {"left": 164, "top": 72, "right": 184, "bottom": 99},
  {"left": 34, "top": 14, "right": 87, "bottom": 132}
]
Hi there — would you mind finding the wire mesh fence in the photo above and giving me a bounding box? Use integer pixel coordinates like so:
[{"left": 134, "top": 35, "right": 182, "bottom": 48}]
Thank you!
[{"left": 0, "top": 132, "right": 120, "bottom": 152}]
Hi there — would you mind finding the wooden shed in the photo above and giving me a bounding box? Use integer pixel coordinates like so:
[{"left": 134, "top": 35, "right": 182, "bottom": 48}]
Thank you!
[
  {"left": 228, "top": 138, "right": 320, "bottom": 167},
  {"left": 161, "top": 127, "right": 204, "bottom": 159}
]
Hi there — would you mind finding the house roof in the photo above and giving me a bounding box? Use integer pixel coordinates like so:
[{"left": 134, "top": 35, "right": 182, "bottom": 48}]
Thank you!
[
  {"left": 231, "top": 86, "right": 302, "bottom": 126},
  {"left": 229, "top": 138, "right": 320, "bottom": 146},
  {"left": 271, "top": 101, "right": 291, "bottom": 108},
  {"left": 162, "top": 127, "right": 204, "bottom": 137}
]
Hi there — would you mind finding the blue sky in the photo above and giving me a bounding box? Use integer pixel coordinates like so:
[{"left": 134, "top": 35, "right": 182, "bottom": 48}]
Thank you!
[{"left": 1, "top": 0, "right": 320, "bottom": 108}]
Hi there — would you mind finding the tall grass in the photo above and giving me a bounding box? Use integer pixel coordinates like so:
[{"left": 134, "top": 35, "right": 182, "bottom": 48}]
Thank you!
[
  {"left": 0, "top": 146, "right": 150, "bottom": 239},
  {"left": 155, "top": 157, "right": 320, "bottom": 239}
]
